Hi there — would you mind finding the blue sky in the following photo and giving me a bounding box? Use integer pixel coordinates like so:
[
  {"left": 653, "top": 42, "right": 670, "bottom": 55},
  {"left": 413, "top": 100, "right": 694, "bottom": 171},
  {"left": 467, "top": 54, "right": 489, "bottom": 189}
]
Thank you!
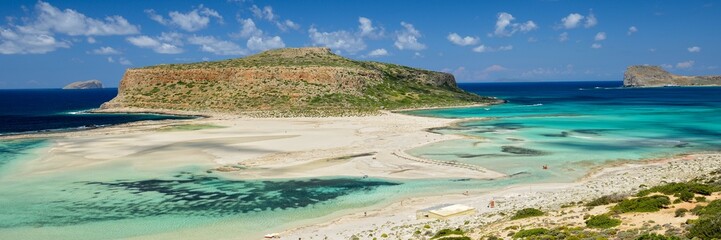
[{"left": 0, "top": 0, "right": 718, "bottom": 88}]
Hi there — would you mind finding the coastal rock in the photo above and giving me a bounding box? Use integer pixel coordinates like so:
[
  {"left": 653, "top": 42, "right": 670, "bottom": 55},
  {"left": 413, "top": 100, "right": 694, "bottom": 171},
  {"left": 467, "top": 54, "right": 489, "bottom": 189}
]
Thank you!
[
  {"left": 623, "top": 65, "right": 721, "bottom": 87},
  {"left": 101, "top": 47, "right": 492, "bottom": 116},
  {"left": 63, "top": 80, "right": 103, "bottom": 89}
]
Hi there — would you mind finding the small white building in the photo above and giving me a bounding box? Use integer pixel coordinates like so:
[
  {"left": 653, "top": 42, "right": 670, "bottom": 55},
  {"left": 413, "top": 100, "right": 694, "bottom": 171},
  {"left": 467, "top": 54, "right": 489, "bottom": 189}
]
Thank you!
[{"left": 416, "top": 204, "right": 476, "bottom": 220}]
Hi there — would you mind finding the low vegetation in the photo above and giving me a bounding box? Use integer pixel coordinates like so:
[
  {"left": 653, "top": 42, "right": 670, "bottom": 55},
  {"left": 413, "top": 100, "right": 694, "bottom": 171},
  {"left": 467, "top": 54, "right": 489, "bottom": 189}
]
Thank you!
[
  {"left": 510, "top": 208, "right": 544, "bottom": 220},
  {"left": 586, "top": 193, "right": 627, "bottom": 207},
  {"left": 585, "top": 214, "right": 622, "bottom": 229},
  {"left": 432, "top": 228, "right": 468, "bottom": 239},
  {"left": 612, "top": 195, "right": 670, "bottom": 213}
]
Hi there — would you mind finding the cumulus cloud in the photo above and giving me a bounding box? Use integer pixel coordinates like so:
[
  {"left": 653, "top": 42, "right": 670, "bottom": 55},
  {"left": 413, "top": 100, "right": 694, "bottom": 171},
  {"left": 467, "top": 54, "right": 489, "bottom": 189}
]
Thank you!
[
  {"left": 1, "top": 1, "right": 138, "bottom": 54},
  {"left": 187, "top": 35, "right": 247, "bottom": 55},
  {"left": 250, "top": 5, "right": 300, "bottom": 31},
  {"left": 308, "top": 26, "right": 366, "bottom": 53},
  {"left": 676, "top": 60, "right": 694, "bottom": 69},
  {"left": 447, "top": 33, "right": 479, "bottom": 46},
  {"left": 492, "top": 12, "right": 537, "bottom": 37},
  {"left": 473, "top": 44, "right": 513, "bottom": 53},
  {"left": 145, "top": 5, "right": 223, "bottom": 32},
  {"left": 87, "top": 37, "right": 96, "bottom": 43},
  {"left": 89, "top": 46, "right": 120, "bottom": 55},
  {"left": 394, "top": 21, "right": 426, "bottom": 51},
  {"left": 235, "top": 18, "right": 262, "bottom": 38},
  {"left": 127, "top": 34, "right": 184, "bottom": 54},
  {"left": 594, "top": 32, "right": 606, "bottom": 41},
  {"left": 558, "top": 32, "right": 569, "bottom": 42},
  {"left": 477, "top": 64, "right": 508, "bottom": 80},
  {"left": 627, "top": 26, "right": 638, "bottom": 35},
  {"left": 366, "top": 48, "right": 388, "bottom": 57},
  {"left": 358, "top": 17, "right": 382, "bottom": 38},
  {"left": 561, "top": 11, "right": 597, "bottom": 29},
  {"left": 246, "top": 35, "right": 285, "bottom": 51},
  {"left": 118, "top": 57, "right": 132, "bottom": 65},
  {"left": 591, "top": 43, "right": 602, "bottom": 49},
  {"left": 688, "top": 46, "right": 701, "bottom": 52}
]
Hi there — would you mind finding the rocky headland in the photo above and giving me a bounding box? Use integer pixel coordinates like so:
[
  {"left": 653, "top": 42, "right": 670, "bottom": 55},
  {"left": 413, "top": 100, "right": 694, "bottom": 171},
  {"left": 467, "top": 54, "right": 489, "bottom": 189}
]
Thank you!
[
  {"left": 62, "top": 79, "right": 103, "bottom": 89},
  {"left": 624, "top": 65, "right": 721, "bottom": 87},
  {"left": 100, "top": 47, "right": 494, "bottom": 117}
]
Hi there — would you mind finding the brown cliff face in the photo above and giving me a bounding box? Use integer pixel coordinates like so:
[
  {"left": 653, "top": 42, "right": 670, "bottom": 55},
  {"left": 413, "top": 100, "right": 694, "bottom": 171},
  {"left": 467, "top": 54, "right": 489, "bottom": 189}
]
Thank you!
[
  {"left": 102, "top": 47, "right": 490, "bottom": 116},
  {"left": 624, "top": 65, "right": 721, "bottom": 87}
]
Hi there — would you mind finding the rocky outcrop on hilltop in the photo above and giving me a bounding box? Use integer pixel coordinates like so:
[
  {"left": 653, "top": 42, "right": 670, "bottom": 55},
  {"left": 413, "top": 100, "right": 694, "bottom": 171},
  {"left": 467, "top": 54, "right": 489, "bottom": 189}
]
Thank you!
[
  {"left": 624, "top": 65, "right": 721, "bottom": 87},
  {"left": 101, "top": 47, "right": 492, "bottom": 116},
  {"left": 63, "top": 80, "right": 103, "bottom": 89}
]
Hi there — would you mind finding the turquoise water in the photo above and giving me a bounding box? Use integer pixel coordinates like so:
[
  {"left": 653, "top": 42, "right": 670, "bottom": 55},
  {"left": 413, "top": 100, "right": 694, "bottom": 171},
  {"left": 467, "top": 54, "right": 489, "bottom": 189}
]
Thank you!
[
  {"left": 406, "top": 82, "right": 721, "bottom": 182},
  {"left": 1, "top": 81, "right": 720, "bottom": 238}
]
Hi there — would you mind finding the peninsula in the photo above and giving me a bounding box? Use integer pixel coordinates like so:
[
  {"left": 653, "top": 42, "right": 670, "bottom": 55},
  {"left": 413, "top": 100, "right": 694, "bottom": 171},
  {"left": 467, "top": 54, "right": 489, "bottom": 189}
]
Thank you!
[
  {"left": 62, "top": 79, "right": 103, "bottom": 89},
  {"left": 624, "top": 65, "right": 721, "bottom": 87},
  {"left": 101, "top": 47, "right": 493, "bottom": 116}
]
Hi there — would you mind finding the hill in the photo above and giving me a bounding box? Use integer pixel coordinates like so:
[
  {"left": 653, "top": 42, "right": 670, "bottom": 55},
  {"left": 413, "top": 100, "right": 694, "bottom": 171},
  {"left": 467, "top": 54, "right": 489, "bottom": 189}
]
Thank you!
[
  {"left": 624, "top": 65, "right": 721, "bottom": 87},
  {"left": 63, "top": 80, "right": 103, "bottom": 89},
  {"left": 101, "top": 47, "right": 494, "bottom": 116}
]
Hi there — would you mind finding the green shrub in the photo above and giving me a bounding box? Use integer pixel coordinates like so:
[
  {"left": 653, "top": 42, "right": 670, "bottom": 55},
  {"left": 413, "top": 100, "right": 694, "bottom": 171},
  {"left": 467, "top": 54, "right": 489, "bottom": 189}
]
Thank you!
[
  {"left": 675, "top": 208, "right": 688, "bottom": 217},
  {"left": 511, "top": 208, "right": 545, "bottom": 220},
  {"left": 676, "top": 191, "right": 694, "bottom": 202},
  {"left": 691, "top": 200, "right": 721, "bottom": 217},
  {"left": 585, "top": 214, "right": 622, "bottom": 229},
  {"left": 637, "top": 182, "right": 717, "bottom": 197},
  {"left": 695, "top": 196, "right": 707, "bottom": 202},
  {"left": 635, "top": 233, "right": 681, "bottom": 240},
  {"left": 612, "top": 195, "right": 670, "bottom": 213},
  {"left": 512, "top": 228, "right": 548, "bottom": 238},
  {"left": 381, "top": 233, "right": 388, "bottom": 238},
  {"left": 586, "top": 194, "right": 627, "bottom": 207},
  {"left": 687, "top": 213, "right": 721, "bottom": 239},
  {"left": 433, "top": 228, "right": 465, "bottom": 239},
  {"left": 436, "top": 237, "right": 470, "bottom": 240}
]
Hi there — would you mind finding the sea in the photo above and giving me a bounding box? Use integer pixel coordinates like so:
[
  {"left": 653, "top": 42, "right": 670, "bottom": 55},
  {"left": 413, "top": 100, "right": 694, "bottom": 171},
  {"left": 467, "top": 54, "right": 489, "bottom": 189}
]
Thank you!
[{"left": 0, "top": 82, "right": 720, "bottom": 239}]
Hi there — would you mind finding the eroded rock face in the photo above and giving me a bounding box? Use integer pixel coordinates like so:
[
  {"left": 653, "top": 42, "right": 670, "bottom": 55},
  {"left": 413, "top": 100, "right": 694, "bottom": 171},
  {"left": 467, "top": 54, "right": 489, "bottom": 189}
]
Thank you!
[
  {"left": 101, "top": 47, "right": 488, "bottom": 116},
  {"left": 63, "top": 80, "right": 103, "bottom": 89},
  {"left": 624, "top": 65, "right": 721, "bottom": 87}
]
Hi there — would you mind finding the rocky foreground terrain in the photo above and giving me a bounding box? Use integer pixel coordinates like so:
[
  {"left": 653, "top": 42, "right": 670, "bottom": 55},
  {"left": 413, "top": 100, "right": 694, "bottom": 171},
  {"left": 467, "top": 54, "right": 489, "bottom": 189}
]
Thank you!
[
  {"left": 101, "top": 47, "right": 492, "bottom": 116},
  {"left": 62, "top": 79, "right": 103, "bottom": 89},
  {"left": 624, "top": 65, "right": 721, "bottom": 87}
]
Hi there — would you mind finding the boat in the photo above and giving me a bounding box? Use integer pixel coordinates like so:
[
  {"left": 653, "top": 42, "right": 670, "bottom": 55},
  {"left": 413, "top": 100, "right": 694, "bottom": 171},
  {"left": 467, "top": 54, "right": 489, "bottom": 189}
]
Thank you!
[{"left": 264, "top": 233, "right": 280, "bottom": 238}]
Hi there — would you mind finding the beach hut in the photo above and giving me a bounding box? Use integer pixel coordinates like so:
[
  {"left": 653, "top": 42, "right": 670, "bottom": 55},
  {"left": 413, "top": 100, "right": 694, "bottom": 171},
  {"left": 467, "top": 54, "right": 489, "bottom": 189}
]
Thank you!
[{"left": 416, "top": 204, "right": 476, "bottom": 220}]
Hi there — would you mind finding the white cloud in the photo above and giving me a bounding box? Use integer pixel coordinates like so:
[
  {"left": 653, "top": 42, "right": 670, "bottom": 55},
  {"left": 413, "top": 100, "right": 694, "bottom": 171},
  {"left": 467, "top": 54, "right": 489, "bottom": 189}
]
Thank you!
[
  {"left": 87, "top": 37, "right": 96, "bottom": 43},
  {"left": 145, "top": 5, "right": 223, "bottom": 32},
  {"left": 477, "top": 64, "right": 508, "bottom": 80},
  {"left": 90, "top": 46, "right": 120, "bottom": 55},
  {"left": 558, "top": 32, "right": 569, "bottom": 42},
  {"left": 591, "top": 43, "right": 602, "bottom": 49},
  {"left": 521, "top": 64, "right": 575, "bottom": 78},
  {"left": 1, "top": 1, "right": 138, "bottom": 54},
  {"left": 473, "top": 44, "right": 513, "bottom": 53},
  {"left": 235, "top": 18, "right": 262, "bottom": 38},
  {"left": 118, "top": 57, "right": 132, "bottom": 65},
  {"left": 594, "top": 32, "right": 606, "bottom": 41},
  {"left": 493, "top": 12, "right": 537, "bottom": 37},
  {"left": 688, "top": 46, "right": 701, "bottom": 53},
  {"left": 308, "top": 26, "right": 366, "bottom": 53},
  {"left": 250, "top": 5, "right": 299, "bottom": 31},
  {"left": 447, "top": 33, "right": 479, "bottom": 46},
  {"left": 394, "top": 21, "right": 426, "bottom": 51},
  {"left": 561, "top": 13, "right": 584, "bottom": 29},
  {"left": 358, "top": 17, "right": 382, "bottom": 38},
  {"left": 0, "top": 29, "right": 70, "bottom": 54},
  {"left": 127, "top": 35, "right": 184, "bottom": 54},
  {"left": 188, "top": 35, "right": 247, "bottom": 55},
  {"left": 247, "top": 35, "right": 285, "bottom": 51},
  {"left": 627, "top": 26, "right": 638, "bottom": 35},
  {"left": 676, "top": 60, "right": 694, "bottom": 69},
  {"left": 366, "top": 48, "right": 388, "bottom": 57},
  {"left": 584, "top": 12, "right": 597, "bottom": 28},
  {"left": 661, "top": 64, "right": 673, "bottom": 69},
  {"left": 107, "top": 57, "right": 114, "bottom": 63}
]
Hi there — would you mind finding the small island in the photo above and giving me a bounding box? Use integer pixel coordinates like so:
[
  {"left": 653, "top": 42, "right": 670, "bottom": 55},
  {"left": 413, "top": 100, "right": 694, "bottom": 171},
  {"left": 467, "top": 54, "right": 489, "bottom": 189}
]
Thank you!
[
  {"left": 624, "top": 65, "right": 721, "bottom": 87},
  {"left": 62, "top": 80, "right": 103, "bottom": 89},
  {"left": 100, "top": 47, "right": 495, "bottom": 116}
]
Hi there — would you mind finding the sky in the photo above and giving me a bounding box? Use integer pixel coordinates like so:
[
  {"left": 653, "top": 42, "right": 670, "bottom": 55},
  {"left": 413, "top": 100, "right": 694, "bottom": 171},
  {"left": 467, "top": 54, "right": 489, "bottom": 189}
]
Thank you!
[{"left": 0, "top": 0, "right": 719, "bottom": 89}]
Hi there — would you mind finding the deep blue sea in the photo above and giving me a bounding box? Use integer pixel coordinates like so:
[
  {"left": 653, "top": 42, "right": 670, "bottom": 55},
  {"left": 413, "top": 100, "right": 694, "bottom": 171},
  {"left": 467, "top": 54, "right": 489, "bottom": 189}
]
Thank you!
[{"left": 0, "top": 88, "right": 190, "bottom": 135}]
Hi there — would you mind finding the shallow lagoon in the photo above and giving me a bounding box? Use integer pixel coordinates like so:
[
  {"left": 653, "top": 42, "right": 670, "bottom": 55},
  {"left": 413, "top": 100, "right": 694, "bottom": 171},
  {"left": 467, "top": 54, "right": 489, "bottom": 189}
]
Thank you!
[{"left": 1, "top": 82, "right": 720, "bottom": 238}]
